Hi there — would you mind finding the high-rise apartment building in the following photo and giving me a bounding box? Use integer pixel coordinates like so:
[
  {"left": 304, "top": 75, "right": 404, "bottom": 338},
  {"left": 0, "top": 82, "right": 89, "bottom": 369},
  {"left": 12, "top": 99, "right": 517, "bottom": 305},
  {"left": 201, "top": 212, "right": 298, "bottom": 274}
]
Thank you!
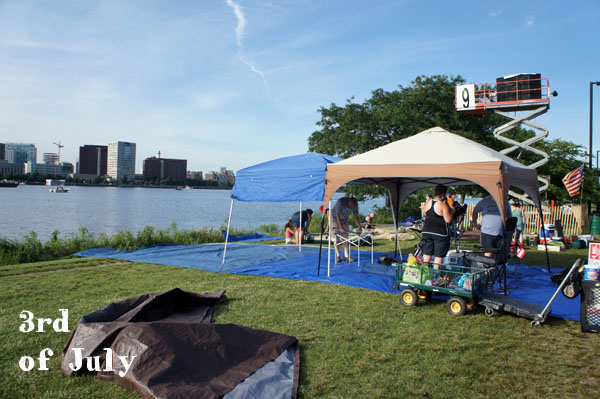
[
  {"left": 79, "top": 145, "right": 108, "bottom": 176},
  {"left": 4, "top": 143, "right": 37, "bottom": 164},
  {"left": 143, "top": 157, "right": 187, "bottom": 180},
  {"left": 107, "top": 141, "right": 136, "bottom": 181}
]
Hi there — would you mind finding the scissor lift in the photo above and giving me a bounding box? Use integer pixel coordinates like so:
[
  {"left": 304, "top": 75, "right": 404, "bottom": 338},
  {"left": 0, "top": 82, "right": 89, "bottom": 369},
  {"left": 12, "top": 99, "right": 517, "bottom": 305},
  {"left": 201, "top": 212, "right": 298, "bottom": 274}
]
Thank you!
[{"left": 455, "top": 74, "right": 555, "bottom": 203}]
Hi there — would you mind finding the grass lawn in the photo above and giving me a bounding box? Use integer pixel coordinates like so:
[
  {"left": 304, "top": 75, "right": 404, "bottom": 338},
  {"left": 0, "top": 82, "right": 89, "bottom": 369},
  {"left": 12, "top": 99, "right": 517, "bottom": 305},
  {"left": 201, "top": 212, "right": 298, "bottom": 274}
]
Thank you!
[{"left": 1, "top": 242, "right": 599, "bottom": 399}]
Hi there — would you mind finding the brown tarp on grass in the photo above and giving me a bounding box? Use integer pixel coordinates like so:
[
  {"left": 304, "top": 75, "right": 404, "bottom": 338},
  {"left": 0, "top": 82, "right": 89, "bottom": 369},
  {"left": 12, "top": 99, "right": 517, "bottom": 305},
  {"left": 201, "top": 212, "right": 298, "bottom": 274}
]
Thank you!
[{"left": 62, "top": 288, "right": 299, "bottom": 399}]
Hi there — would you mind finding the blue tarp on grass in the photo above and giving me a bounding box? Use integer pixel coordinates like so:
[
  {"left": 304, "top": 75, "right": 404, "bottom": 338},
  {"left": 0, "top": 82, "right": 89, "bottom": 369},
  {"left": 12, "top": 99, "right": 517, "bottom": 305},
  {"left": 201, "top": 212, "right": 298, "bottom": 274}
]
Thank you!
[
  {"left": 221, "top": 231, "right": 283, "bottom": 243},
  {"left": 75, "top": 243, "right": 581, "bottom": 322}
]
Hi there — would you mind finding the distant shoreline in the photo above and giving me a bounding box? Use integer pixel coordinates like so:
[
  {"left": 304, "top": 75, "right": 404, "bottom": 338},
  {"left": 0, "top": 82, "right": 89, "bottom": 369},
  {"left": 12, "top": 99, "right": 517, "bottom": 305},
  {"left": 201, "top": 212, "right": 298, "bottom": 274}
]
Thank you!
[{"left": 21, "top": 182, "right": 231, "bottom": 190}]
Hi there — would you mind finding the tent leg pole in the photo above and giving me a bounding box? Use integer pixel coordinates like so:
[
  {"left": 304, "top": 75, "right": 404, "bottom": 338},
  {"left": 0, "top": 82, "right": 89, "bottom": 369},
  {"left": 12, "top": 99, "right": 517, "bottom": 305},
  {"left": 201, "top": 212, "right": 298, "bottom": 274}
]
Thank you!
[
  {"left": 328, "top": 200, "right": 332, "bottom": 277},
  {"left": 222, "top": 199, "right": 234, "bottom": 264},
  {"left": 538, "top": 207, "right": 551, "bottom": 273},
  {"left": 318, "top": 214, "right": 325, "bottom": 276},
  {"left": 298, "top": 202, "right": 302, "bottom": 252},
  {"left": 392, "top": 188, "right": 400, "bottom": 259}
]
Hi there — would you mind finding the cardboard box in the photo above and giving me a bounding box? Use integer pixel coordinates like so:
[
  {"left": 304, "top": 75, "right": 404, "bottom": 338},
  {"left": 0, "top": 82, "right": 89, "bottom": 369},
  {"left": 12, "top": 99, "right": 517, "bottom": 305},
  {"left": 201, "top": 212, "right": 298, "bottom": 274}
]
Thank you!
[{"left": 538, "top": 244, "right": 561, "bottom": 252}]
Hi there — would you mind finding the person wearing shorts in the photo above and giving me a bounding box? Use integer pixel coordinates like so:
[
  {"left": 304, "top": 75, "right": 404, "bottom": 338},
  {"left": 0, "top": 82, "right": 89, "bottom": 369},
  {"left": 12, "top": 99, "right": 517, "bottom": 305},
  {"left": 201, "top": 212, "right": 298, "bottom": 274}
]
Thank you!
[
  {"left": 472, "top": 196, "right": 512, "bottom": 259},
  {"left": 331, "top": 197, "right": 362, "bottom": 262},
  {"left": 421, "top": 185, "right": 455, "bottom": 268},
  {"left": 291, "top": 209, "right": 313, "bottom": 243}
]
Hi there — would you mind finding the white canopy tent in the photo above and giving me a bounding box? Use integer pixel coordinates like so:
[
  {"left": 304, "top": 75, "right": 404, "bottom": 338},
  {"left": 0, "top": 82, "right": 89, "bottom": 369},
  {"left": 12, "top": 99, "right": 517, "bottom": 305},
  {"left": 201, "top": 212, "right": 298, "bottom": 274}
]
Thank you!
[{"left": 322, "top": 127, "right": 544, "bottom": 276}]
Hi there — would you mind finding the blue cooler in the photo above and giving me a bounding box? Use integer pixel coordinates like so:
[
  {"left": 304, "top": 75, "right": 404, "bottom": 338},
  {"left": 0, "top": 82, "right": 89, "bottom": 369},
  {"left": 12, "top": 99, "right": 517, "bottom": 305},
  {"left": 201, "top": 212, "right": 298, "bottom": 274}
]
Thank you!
[{"left": 540, "top": 224, "right": 555, "bottom": 240}]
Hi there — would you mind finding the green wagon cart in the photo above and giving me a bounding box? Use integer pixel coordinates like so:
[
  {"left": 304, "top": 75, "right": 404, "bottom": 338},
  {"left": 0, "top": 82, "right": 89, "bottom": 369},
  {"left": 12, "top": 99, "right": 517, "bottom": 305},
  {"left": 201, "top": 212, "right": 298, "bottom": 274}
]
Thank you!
[{"left": 393, "top": 262, "right": 489, "bottom": 316}]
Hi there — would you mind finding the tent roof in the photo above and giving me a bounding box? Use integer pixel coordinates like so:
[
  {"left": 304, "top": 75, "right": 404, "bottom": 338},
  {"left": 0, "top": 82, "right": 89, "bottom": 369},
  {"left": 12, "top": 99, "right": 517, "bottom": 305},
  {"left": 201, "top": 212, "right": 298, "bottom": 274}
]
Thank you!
[
  {"left": 335, "top": 127, "right": 532, "bottom": 167},
  {"left": 323, "top": 127, "right": 541, "bottom": 221},
  {"left": 231, "top": 152, "right": 342, "bottom": 202}
]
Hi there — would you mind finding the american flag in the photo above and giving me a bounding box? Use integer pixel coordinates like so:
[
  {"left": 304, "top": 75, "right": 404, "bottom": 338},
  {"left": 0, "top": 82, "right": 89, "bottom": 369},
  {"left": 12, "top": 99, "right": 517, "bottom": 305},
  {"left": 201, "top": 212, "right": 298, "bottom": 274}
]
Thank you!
[{"left": 562, "top": 164, "right": 585, "bottom": 196}]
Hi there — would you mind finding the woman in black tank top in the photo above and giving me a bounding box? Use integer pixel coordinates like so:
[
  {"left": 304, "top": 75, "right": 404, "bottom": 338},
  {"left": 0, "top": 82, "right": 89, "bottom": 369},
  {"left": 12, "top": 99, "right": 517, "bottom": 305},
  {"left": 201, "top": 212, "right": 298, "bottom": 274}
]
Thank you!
[{"left": 421, "top": 185, "right": 455, "bottom": 268}]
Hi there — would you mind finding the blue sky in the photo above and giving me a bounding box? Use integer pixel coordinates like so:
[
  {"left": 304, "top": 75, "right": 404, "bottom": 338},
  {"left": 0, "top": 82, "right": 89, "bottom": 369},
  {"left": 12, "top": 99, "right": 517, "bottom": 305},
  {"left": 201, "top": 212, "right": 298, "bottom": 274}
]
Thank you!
[{"left": 1, "top": 0, "right": 599, "bottom": 173}]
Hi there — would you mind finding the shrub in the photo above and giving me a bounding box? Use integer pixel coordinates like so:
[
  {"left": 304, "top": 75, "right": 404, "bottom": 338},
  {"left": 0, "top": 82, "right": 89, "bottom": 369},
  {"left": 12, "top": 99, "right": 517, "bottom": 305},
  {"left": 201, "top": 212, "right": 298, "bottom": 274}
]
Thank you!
[{"left": 0, "top": 223, "right": 231, "bottom": 266}]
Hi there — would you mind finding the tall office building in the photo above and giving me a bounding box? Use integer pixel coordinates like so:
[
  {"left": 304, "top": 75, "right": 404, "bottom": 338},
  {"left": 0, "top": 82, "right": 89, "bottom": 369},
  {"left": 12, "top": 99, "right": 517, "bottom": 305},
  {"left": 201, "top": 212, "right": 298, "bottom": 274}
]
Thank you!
[
  {"left": 0, "top": 143, "right": 5, "bottom": 160},
  {"left": 143, "top": 157, "right": 187, "bottom": 180},
  {"left": 79, "top": 145, "right": 108, "bottom": 176},
  {"left": 5, "top": 143, "right": 37, "bottom": 164},
  {"left": 107, "top": 141, "right": 136, "bottom": 181},
  {"left": 43, "top": 153, "right": 59, "bottom": 164}
]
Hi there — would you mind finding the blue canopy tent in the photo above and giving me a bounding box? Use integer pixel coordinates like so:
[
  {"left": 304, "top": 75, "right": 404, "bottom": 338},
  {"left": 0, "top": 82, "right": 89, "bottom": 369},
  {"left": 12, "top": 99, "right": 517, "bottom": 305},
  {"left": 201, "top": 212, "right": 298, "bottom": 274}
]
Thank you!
[{"left": 223, "top": 153, "right": 342, "bottom": 263}]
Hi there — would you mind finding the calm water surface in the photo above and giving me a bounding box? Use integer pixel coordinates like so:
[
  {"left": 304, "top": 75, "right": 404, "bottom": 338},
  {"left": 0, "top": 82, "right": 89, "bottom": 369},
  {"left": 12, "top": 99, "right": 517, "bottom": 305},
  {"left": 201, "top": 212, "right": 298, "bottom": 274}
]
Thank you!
[{"left": 1, "top": 185, "right": 385, "bottom": 241}]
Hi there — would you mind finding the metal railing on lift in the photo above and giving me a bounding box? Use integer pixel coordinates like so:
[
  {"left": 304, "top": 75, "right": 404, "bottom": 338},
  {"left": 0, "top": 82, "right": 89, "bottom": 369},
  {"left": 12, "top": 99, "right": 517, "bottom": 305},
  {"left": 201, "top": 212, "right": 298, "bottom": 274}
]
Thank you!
[{"left": 455, "top": 76, "right": 552, "bottom": 203}]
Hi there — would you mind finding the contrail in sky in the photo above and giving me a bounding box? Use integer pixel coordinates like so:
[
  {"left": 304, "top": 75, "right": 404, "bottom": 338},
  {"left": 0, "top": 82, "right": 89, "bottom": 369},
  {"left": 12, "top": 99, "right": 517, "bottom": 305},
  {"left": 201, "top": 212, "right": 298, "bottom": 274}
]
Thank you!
[{"left": 225, "top": 0, "right": 268, "bottom": 89}]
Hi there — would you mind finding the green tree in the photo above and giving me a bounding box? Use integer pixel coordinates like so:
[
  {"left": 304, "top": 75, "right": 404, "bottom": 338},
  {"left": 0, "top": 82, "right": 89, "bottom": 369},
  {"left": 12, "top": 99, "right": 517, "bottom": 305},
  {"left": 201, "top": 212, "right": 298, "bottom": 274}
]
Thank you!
[
  {"left": 308, "top": 75, "right": 506, "bottom": 160},
  {"left": 307, "top": 74, "right": 597, "bottom": 204},
  {"left": 308, "top": 75, "right": 504, "bottom": 200}
]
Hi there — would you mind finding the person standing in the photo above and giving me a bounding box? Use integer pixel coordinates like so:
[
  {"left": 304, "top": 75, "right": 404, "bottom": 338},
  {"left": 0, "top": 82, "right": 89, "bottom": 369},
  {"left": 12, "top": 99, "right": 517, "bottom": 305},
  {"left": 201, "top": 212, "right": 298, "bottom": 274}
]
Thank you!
[
  {"left": 421, "top": 185, "right": 455, "bottom": 268},
  {"left": 331, "top": 197, "right": 362, "bottom": 262},
  {"left": 471, "top": 196, "right": 512, "bottom": 258},
  {"left": 447, "top": 190, "right": 462, "bottom": 236},
  {"left": 291, "top": 208, "right": 313, "bottom": 243},
  {"left": 510, "top": 200, "right": 526, "bottom": 246}
]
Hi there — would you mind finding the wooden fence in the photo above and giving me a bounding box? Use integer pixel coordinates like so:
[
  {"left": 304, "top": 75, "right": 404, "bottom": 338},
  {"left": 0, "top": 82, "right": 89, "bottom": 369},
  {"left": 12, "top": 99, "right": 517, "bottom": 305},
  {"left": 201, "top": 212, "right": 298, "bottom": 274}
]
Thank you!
[{"left": 460, "top": 203, "right": 587, "bottom": 236}]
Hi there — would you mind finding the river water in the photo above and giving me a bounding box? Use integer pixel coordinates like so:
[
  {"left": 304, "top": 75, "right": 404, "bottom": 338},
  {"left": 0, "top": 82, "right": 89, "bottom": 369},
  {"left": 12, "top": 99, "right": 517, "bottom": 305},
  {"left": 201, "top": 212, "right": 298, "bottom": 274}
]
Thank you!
[{"left": 1, "top": 185, "right": 385, "bottom": 241}]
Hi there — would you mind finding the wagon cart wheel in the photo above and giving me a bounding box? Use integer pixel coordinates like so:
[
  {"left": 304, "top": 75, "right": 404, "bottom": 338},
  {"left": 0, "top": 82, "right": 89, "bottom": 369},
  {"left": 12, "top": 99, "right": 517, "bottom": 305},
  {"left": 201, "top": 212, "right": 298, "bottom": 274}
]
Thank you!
[
  {"left": 417, "top": 289, "right": 432, "bottom": 301},
  {"left": 531, "top": 320, "right": 541, "bottom": 327},
  {"left": 400, "top": 288, "right": 418, "bottom": 307},
  {"left": 446, "top": 296, "right": 467, "bottom": 316},
  {"left": 484, "top": 307, "right": 494, "bottom": 317},
  {"left": 561, "top": 283, "right": 577, "bottom": 299}
]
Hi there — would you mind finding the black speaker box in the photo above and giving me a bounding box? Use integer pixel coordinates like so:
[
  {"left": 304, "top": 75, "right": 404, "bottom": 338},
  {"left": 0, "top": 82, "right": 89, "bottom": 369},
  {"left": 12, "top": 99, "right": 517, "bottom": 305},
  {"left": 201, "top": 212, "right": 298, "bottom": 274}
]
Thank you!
[
  {"left": 581, "top": 280, "right": 600, "bottom": 332},
  {"left": 496, "top": 73, "right": 542, "bottom": 102}
]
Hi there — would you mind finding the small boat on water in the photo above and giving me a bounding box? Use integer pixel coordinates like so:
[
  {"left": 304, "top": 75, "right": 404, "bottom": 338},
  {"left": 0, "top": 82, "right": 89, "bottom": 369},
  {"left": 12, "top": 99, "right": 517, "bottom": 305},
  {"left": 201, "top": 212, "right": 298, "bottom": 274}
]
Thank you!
[
  {"left": 0, "top": 180, "right": 19, "bottom": 188},
  {"left": 47, "top": 178, "right": 68, "bottom": 192},
  {"left": 50, "top": 185, "right": 69, "bottom": 193}
]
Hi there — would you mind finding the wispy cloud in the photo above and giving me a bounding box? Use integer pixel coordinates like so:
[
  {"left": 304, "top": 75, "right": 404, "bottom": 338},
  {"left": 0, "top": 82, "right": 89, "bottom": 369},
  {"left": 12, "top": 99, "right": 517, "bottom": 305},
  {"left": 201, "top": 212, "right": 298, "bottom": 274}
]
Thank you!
[
  {"left": 526, "top": 18, "right": 535, "bottom": 28},
  {"left": 489, "top": 9, "right": 501, "bottom": 17},
  {"left": 225, "top": 0, "right": 268, "bottom": 89}
]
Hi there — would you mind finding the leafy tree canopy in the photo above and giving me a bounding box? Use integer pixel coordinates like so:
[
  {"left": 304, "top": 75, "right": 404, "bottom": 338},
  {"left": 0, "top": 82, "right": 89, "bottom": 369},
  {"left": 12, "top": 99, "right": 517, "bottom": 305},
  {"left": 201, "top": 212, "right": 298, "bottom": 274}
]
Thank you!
[{"left": 308, "top": 74, "right": 598, "bottom": 203}]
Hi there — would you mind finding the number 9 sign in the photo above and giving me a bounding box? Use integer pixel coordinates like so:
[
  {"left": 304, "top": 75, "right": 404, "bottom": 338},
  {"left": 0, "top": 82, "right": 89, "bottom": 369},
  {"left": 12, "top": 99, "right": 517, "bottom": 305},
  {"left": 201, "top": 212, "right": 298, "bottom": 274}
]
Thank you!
[{"left": 455, "top": 84, "right": 476, "bottom": 111}]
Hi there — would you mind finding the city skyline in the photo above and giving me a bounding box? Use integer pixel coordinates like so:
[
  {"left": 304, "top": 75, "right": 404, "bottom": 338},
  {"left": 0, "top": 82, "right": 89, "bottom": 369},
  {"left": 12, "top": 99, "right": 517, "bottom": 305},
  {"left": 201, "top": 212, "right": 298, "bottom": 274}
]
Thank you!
[
  {"left": 1, "top": 140, "right": 225, "bottom": 175},
  {"left": 1, "top": 1, "right": 599, "bottom": 172}
]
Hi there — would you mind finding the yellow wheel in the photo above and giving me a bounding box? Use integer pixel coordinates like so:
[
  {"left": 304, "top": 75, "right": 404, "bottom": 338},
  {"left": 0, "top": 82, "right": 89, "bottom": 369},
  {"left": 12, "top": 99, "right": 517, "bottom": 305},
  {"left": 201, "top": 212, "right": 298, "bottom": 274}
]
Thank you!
[
  {"left": 400, "top": 288, "right": 418, "bottom": 307},
  {"left": 446, "top": 296, "right": 467, "bottom": 316}
]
